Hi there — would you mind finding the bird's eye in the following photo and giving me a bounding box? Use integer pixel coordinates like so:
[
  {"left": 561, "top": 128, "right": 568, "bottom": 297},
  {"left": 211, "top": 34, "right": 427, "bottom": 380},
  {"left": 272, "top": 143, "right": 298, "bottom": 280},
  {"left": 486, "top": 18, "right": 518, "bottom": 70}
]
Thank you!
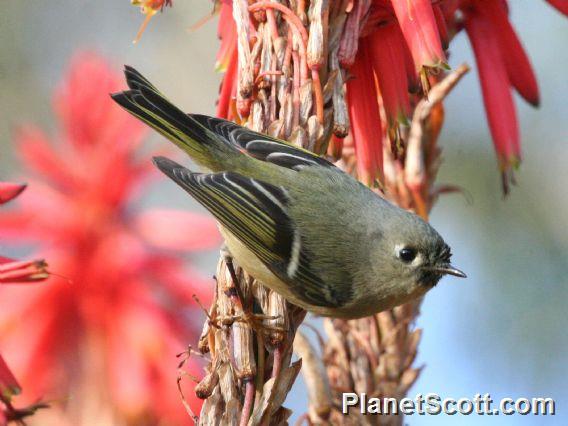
[{"left": 399, "top": 247, "right": 417, "bottom": 263}]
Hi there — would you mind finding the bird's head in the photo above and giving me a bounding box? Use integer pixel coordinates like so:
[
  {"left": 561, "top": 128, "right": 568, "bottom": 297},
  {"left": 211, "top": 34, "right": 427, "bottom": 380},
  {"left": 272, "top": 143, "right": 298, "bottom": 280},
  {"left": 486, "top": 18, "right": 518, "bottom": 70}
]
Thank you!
[{"left": 377, "top": 211, "right": 466, "bottom": 289}]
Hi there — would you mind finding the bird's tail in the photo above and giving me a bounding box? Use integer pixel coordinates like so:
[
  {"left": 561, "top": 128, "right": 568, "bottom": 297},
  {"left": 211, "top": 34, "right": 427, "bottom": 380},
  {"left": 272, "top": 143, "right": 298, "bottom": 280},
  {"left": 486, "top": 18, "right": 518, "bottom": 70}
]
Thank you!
[{"left": 110, "top": 66, "right": 238, "bottom": 171}]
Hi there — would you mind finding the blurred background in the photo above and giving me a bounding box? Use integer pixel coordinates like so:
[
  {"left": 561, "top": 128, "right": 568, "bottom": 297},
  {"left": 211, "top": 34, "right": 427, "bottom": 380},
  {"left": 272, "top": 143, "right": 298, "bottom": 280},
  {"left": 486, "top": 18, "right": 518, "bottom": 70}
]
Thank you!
[{"left": 1, "top": 0, "right": 566, "bottom": 425}]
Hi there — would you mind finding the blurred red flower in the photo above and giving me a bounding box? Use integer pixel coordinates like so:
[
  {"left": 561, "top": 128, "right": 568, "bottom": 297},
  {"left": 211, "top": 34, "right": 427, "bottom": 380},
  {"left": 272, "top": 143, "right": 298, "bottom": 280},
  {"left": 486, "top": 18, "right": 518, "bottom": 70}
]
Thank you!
[
  {"left": 0, "top": 353, "right": 21, "bottom": 425},
  {"left": 0, "top": 182, "right": 26, "bottom": 205},
  {"left": 0, "top": 256, "right": 48, "bottom": 284},
  {"left": 0, "top": 354, "right": 20, "bottom": 403},
  {"left": 1, "top": 183, "right": 49, "bottom": 424},
  {"left": 0, "top": 52, "right": 221, "bottom": 424},
  {"left": 1, "top": 352, "right": 48, "bottom": 426},
  {"left": 0, "top": 183, "right": 48, "bottom": 284}
]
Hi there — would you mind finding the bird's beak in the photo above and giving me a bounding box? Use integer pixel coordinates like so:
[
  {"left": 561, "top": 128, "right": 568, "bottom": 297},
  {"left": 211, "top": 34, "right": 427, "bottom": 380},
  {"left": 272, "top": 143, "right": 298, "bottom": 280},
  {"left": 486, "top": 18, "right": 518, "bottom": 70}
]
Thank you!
[{"left": 426, "top": 265, "right": 467, "bottom": 278}]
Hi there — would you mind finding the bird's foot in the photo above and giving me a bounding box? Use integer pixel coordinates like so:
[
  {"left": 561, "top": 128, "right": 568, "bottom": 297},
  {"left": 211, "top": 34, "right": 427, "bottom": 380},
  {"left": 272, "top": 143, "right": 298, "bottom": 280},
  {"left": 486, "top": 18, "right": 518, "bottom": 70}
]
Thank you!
[{"left": 210, "top": 312, "right": 285, "bottom": 337}]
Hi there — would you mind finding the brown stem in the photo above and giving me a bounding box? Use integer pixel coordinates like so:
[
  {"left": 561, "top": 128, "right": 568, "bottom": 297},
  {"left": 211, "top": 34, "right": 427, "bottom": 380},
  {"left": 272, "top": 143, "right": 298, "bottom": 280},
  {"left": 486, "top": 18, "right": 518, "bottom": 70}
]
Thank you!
[
  {"left": 133, "top": 12, "right": 155, "bottom": 44},
  {"left": 283, "top": 15, "right": 309, "bottom": 85},
  {"left": 249, "top": 2, "right": 309, "bottom": 44},
  {"left": 311, "top": 67, "right": 324, "bottom": 124},
  {"left": 292, "top": 51, "right": 301, "bottom": 128},
  {"left": 224, "top": 256, "right": 246, "bottom": 309},
  {"left": 265, "top": 9, "right": 280, "bottom": 41},
  {"left": 271, "top": 344, "right": 283, "bottom": 379},
  {"left": 239, "top": 379, "right": 255, "bottom": 426}
]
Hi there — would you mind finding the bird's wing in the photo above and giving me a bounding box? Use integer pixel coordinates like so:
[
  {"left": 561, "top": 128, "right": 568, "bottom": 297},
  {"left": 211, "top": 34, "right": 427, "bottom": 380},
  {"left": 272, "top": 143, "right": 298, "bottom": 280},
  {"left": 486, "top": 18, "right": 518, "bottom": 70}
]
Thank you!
[
  {"left": 123, "top": 65, "right": 162, "bottom": 93},
  {"left": 113, "top": 66, "right": 337, "bottom": 173},
  {"left": 154, "top": 156, "right": 343, "bottom": 308},
  {"left": 188, "top": 114, "right": 337, "bottom": 172}
]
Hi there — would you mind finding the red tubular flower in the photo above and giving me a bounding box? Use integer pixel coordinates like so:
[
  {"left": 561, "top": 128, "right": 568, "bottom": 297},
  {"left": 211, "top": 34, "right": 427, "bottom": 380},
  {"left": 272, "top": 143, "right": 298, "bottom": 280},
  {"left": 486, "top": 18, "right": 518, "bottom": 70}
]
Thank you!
[
  {"left": 367, "top": 23, "right": 412, "bottom": 129},
  {"left": 0, "top": 182, "right": 48, "bottom": 426},
  {"left": 546, "top": 0, "right": 568, "bottom": 16},
  {"left": 0, "top": 354, "right": 19, "bottom": 424},
  {"left": 0, "top": 257, "right": 48, "bottom": 284},
  {"left": 215, "top": 0, "right": 237, "bottom": 72},
  {"left": 347, "top": 41, "right": 384, "bottom": 186},
  {"left": 432, "top": 4, "right": 450, "bottom": 50},
  {"left": 0, "top": 184, "right": 49, "bottom": 285},
  {"left": 215, "top": 1, "right": 238, "bottom": 120},
  {"left": 464, "top": 6, "right": 520, "bottom": 185},
  {"left": 402, "top": 37, "right": 421, "bottom": 94},
  {"left": 482, "top": 0, "right": 540, "bottom": 106},
  {"left": 500, "top": 1, "right": 540, "bottom": 107},
  {"left": 216, "top": 45, "right": 238, "bottom": 120},
  {"left": 215, "top": 0, "right": 564, "bottom": 192},
  {"left": 0, "top": 354, "right": 20, "bottom": 401},
  {"left": 0, "top": 52, "right": 221, "bottom": 423},
  {"left": 1, "top": 354, "right": 47, "bottom": 425},
  {"left": 0, "top": 183, "right": 26, "bottom": 205},
  {"left": 390, "top": 0, "right": 447, "bottom": 71}
]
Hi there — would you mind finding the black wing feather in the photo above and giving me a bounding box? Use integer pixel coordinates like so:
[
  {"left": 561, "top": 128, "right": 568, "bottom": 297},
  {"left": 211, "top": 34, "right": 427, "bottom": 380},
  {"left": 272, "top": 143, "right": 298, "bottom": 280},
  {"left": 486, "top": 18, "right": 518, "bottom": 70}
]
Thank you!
[{"left": 189, "top": 114, "right": 336, "bottom": 171}]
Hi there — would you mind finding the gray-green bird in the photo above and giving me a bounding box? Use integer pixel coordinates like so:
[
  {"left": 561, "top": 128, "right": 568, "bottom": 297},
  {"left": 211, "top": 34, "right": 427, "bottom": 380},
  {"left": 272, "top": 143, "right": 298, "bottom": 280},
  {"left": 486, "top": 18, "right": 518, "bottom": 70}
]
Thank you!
[{"left": 111, "top": 66, "right": 465, "bottom": 319}]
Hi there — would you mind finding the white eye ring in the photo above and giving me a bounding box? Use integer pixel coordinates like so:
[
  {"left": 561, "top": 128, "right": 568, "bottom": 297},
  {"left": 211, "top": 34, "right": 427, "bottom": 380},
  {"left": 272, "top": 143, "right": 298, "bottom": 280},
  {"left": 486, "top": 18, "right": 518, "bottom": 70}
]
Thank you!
[{"left": 395, "top": 244, "right": 422, "bottom": 265}]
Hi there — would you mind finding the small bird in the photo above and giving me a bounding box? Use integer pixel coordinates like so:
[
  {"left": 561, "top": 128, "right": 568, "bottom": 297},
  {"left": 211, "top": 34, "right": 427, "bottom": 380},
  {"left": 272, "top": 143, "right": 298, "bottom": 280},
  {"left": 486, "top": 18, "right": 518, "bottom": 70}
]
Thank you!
[{"left": 111, "top": 66, "right": 465, "bottom": 319}]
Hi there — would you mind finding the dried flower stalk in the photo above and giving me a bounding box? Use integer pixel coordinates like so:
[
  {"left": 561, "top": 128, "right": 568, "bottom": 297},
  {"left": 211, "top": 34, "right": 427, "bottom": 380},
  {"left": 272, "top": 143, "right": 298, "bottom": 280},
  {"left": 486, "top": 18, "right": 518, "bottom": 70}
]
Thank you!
[
  {"left": 196, "top": 1, "right": 348, "bottom": 424},
  {"left": 196, "top": 1, "right": 468, "bottom": 424},
  {"left": 197, "top": 255, "right": 306, "bottom": 425}
]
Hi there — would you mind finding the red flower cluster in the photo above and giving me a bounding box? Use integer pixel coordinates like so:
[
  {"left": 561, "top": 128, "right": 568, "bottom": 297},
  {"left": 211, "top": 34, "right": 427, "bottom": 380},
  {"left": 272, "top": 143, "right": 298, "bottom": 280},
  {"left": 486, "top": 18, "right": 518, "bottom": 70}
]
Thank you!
[
  {"left": 215, "top": 0, "right": 566, "bottom": 190},
  {"left": 0, "top": 53, "right": 220, "bottom": 423},
  {"left": 340, "top": 0, "right": 558, "bottom": 189},
  {"left": 1, "top": 183, "right": 49, "bottom": 425}
]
